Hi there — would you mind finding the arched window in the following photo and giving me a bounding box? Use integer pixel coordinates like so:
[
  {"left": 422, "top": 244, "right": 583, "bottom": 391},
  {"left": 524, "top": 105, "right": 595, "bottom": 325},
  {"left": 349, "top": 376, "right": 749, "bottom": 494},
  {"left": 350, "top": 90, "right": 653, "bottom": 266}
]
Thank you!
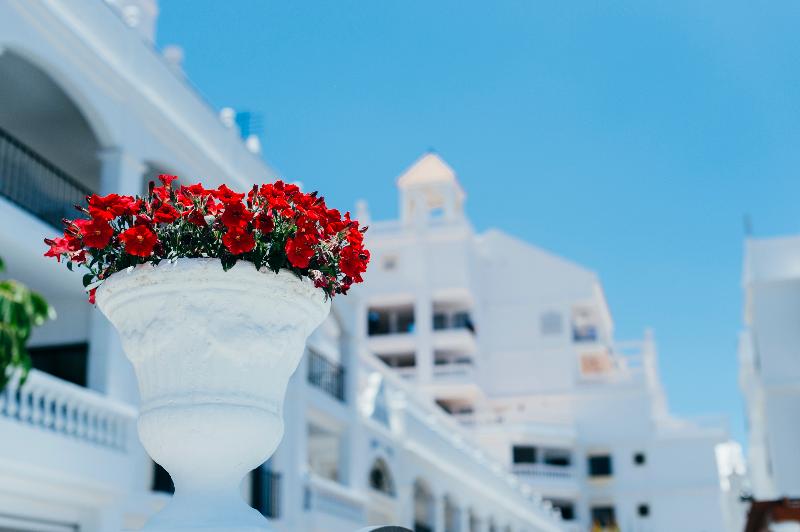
[{"left": 369, "top": 457, "right": 396, "bottom": 497}]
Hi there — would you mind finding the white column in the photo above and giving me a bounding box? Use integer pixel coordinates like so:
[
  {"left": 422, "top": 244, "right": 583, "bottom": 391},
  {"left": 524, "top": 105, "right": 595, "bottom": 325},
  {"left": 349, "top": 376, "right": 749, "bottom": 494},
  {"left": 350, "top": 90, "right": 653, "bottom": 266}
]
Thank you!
[
  {"left": 414, "top": 293, "right": 433, "bottom": 384},
  {"left": 97, "top": 146, "right": 146, "bottom": 196},
  {"left": 87, "top": 148, "right": 145, "bottom": 404},
  {"left": 433, "top": 492, "right": 445, "bottom": 532}
]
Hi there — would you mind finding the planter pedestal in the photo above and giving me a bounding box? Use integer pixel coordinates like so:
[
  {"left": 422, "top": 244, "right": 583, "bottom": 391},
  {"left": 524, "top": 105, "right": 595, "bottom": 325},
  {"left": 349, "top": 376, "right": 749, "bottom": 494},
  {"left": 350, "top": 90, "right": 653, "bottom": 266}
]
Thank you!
[{"left": 97, "top": 259, "right": 330, "bottom": 531}]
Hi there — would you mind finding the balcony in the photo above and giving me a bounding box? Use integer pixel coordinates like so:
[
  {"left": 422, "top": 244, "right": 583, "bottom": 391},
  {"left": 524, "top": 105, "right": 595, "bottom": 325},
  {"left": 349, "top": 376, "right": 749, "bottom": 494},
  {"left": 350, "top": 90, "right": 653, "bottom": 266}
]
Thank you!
[
  {"left": 0, "top": 369, "right": 140, "bottom": 492},
  {"left": 308, "top": 350, "right": 346, "bottom": 402},
  {"left": 0, "top": 126, "right": 92, "bottom": 229},
  {"left": 513, "top": 463, "right": 576, "bottom": 481}
]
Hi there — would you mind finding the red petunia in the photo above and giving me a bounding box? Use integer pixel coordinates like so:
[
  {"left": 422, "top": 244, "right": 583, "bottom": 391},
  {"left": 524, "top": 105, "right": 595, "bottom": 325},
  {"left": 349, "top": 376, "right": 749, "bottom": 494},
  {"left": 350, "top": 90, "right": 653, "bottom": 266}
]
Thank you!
[
  {"left": 81, "top": 218, "right": 114, "bottom": 249},
  {"left": 88, "top": 194, "right": 140, "bottom": 217},
  {"left": 88, "top": 287, "right": 97, "bottom": 305},
  {"left": 285, "top": 235, "right": 316, "bottom": 269},
  {"left": 153, "top": 203, "right": 180, "bottom": 224},
  {"left": 214, "top": 184, "right": 245, "bottom": 204},
  {"left": 339, "top": 245, "right": 369, "bottom": 282},
  {"left": 43, "top": 236, "right": 79, "bottom": 262},
  {"left": 254, "top": 212, "right": 274, "bottom": 233},
  {"left": 220, "top": 201, "right": 252, "bottom": 229},
  {"left": 158, "top": 174, "right": 179, "bottom": 188},
  {"left": 222, "top": 227, "right": 256, "bottom": 254},
  {"left": 119, "top": 225, "right": 158, "bottom": 257},
  {"left": 182, "top": 208, "right": 207, "bottom": 227}
]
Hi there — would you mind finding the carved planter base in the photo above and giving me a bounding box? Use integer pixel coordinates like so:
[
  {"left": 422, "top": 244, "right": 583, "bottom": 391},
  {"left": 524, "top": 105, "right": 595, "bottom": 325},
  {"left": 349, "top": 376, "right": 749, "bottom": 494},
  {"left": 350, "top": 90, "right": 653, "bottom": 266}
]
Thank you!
[{"left": 97, "top": 259, "right": 330, "bottom": 531}]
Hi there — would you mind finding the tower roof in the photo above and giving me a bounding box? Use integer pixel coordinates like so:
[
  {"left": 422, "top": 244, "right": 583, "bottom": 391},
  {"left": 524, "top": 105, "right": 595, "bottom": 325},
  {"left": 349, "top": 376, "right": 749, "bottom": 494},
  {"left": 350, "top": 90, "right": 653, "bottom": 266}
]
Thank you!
[{"left": 396, "top": 153, "right": 463, "bottom": 197}]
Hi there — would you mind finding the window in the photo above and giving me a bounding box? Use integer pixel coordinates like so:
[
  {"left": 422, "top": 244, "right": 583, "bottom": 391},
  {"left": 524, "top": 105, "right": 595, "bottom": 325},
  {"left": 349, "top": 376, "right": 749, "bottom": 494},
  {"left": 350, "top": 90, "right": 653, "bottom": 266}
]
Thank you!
[
  {"left": 543, "top": 449, "right": 572, "bottom": 467},
  {"left": 28, "top": 342, "right": 88, "bottom": 387},
  {"left": 591, "top": 506, "right": 616, "bottom": 528},
  {"left": 368, "top": 458, "right": 395, "bottom": 497},
  {"left": 540, "top": 311, "right": 563, "bottom": 336},
  {"left": 637, "top": 504, "right": 650, "bottom": 517},
  {"left": 433, "top": 313, "right": 448, "bottom": 330},
  {"left": 251, "top": 465, "right": 281, "bottom": 518},
  {"left": 588, "top": 454, "right": 613, "bottom": 477},
  {"left": 151, "top": 461, "right": 174, "bottom": 494},
  {"left": 513, "top": 445, "right": 537, "bottom": 464},
  {"left": 547, "top": 499, "right": 575, "bottom": 521},
  {"left": 633, "top": 452, "right": 646, "bottom": 466}
]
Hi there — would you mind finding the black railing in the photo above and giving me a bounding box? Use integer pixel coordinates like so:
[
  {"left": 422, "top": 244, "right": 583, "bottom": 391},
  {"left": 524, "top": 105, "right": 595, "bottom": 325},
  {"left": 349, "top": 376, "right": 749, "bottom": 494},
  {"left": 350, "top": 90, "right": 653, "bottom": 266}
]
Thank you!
[
  {"left": 251, "top": 466, "right": 281, "bottom": 519},
  {"left": 0, "top": 126, "right": 92, "bottom": 228},
  {"left": 307, "top": 350, "right": 345, "bottom": 402}
]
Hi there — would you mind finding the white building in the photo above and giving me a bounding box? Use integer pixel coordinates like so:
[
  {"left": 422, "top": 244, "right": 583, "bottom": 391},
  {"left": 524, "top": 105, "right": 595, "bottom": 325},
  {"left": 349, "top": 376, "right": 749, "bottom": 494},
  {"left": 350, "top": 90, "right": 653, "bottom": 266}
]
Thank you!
[
  {"left": 352, "top": 153, "right": 731, "bottom": 531},
  {"left": 739, "top": 235, "right": 800, "bottom": 501},
  {"left": 0, "top": 2, "right": 564, "bottom": 531}
]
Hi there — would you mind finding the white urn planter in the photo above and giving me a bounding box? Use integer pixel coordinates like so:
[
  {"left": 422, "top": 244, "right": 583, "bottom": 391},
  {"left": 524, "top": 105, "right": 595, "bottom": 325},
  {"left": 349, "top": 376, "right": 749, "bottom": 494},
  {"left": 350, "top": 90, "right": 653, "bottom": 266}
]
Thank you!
[{"left": 96, "top": 258, "right": 330, "bottom": 531}]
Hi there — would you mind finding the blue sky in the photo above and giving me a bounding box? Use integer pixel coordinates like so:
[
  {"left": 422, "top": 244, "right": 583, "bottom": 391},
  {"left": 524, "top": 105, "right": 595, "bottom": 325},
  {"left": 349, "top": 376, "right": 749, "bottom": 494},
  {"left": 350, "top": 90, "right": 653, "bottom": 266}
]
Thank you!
[{"left": 158, "top": 0, "right": 800, "bottom": 445}]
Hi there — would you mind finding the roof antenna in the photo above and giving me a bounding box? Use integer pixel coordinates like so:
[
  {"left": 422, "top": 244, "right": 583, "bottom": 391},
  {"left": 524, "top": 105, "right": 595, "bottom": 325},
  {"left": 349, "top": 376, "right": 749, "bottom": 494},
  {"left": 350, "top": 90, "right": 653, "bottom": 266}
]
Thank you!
[{"left": 743, "top": 214, "right": 753, "bottom": 237}]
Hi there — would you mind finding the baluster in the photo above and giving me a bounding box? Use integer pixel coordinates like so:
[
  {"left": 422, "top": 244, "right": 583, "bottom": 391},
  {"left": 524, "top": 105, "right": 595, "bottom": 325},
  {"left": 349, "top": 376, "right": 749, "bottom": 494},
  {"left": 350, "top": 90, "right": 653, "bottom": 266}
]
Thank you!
[
  {"left": 42, "top": 392, "right": 54, "bottom": 429},
  {"left": 54, "top": 396, "right": 66, "bottom": 432},
  {"left": 17, "top": 382, "right": 32, "bottom": 422},
  {"left": 4, "top": 377, "right": 19, "bottom": 418},
  {"left": 64, "top": 401, "right": 75, "bottom": 434},
  {"left": 76, "top": 407, "right": 87, "bottom": 439},
  {"left": 86, "top": 409, "right": 96, "bottom": 442},
  {"left": 29, "top": 386, "right": 42, "bottom": 426}
]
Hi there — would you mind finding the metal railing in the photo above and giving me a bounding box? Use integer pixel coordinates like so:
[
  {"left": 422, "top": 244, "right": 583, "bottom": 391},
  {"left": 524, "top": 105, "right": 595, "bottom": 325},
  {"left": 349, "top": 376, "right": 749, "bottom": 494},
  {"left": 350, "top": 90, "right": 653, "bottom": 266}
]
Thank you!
[
  {"left": 251, "top": 467, "right": 281, "bottom": 519},
  {"left": 0, "top": 126, "right": 92, "bottom": 228},
  {"left": 308, "top": 350, "right": 346, "bottom": 402},
  {"left": 512, "top": 463, "right": 576, "bottom": 480}
]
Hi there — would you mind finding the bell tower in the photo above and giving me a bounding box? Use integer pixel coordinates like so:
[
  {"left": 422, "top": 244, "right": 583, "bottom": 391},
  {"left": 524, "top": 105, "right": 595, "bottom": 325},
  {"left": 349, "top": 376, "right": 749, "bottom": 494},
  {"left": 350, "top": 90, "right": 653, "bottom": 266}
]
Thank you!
[{"left": 397, "top": 152, "right": 465, "bottom": 225}]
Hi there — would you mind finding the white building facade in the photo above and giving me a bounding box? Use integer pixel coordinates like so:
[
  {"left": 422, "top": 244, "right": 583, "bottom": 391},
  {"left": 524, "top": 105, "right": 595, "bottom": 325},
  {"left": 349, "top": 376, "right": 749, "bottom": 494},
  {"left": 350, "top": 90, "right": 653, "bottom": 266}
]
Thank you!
[
  {"left": 739, "top": 235, "right": 800, "bottom": 501},
  {"left": 352, "top": 153, "right": 731, "bottom": 532}
]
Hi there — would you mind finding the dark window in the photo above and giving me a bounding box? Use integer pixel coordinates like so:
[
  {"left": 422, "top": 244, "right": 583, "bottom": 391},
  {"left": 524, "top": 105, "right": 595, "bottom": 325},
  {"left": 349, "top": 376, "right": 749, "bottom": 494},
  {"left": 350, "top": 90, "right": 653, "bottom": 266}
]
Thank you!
[
  {"left": 152, "top": 462, "right": 174, "bottom": 494},
  {"left": 513, "top": 445, "right": 537, "bottom": 464},
  {"left": 28, "top": 342, "right": 88, "bottom": 387},
  {"left": 368, "top": 310, "right": 391, "bottom": 335},
  {"left": 638, "top": 504, "right": 650, "bottom": 517},
  {"left": 251, "top": 465, "right": 281, "bottom": 518},
  {"left": 433, "top": 313, "right": 448, "bottom": 330},
  {"left": 547, "top": 500, "right": 575, "bottom": 521},
  {"left": 307, "top": 350, "right": 345, "bottom": 402},
  {"left": 591, "top": 506, "right": 616, "bottom": 528},
  {"left": 543, "top": 451, "right": 572, "bottom": 467},
  {"left": 452, "top": 312, "right": 475, "bottom": 333},
  {"left": 588, "top": 454, "right": 613, "bottom": 477},
  {"left": 397, "top": 309, "right": 415, "bottom": 333},
  {"left": 634, "top": 452, "right": 646, "bottom": 466}
]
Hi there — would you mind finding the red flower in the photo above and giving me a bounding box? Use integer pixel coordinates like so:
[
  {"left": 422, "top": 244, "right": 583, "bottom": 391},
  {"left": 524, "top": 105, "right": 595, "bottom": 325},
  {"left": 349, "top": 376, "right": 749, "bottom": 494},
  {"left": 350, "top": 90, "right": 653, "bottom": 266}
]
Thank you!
[
  {"left": 158, "top": 174, "right": 179, "bottom": 188},
  {"left": 81, "top": 218, "right": 114, "bottom": 249},
  {"left": 339, "top": 245, "right": 369, "bottom": 282},
  {"left": 153, "top": 203, "right": 179, "bottom": 224},
  {"left": 120, "top": 225, "right": 158, "bottom": 257},
  {"left": 182, "top": 208, "right": 207, "bottom": 227},
  {"left": 254, "top": 212, "right": 274, "bottom": 233},
  {"left": 220, "top": 201, "right": 252, "bottom": 229},
  {"left": 44, "top": 236, "right": 79, "bottom": 262},
  {"left": 88, "top": 194, "right": 140, "bottom": 217},
  {"left": 214, "top": 184, "right": 245, "bottom": 203},
  {"left": 285, "top": 235, "right": 316, "bottom": 269},
  {"left": 88, "top": 287, "right": 97, "bottom": 305},
  {"left": 223, "top": 227, "right": 256, "bottom": 254}
]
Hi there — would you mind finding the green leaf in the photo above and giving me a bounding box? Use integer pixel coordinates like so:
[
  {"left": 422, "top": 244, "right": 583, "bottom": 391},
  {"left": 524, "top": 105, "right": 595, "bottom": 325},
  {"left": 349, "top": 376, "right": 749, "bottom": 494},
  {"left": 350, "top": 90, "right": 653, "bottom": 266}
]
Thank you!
[{"left": 82, "top": 273, "right": 94, "bottom": 287}]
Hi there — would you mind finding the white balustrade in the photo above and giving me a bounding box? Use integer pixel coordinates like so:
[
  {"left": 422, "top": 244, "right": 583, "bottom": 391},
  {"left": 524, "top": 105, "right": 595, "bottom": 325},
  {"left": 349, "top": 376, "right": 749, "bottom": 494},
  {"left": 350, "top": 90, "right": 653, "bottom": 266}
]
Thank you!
[
  {"left": 0, "top": 369, "right": 137, "bottom": 451},
  {"left": 512, "top": 463, "right": 575, "bottom": 480}
]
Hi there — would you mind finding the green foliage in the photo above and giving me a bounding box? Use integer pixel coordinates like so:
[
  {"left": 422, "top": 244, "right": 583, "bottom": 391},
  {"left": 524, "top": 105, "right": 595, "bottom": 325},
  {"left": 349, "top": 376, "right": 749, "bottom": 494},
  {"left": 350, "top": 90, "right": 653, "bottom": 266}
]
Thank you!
[{"left": 0, "top": 257, "right": 55, "bottom": 390}]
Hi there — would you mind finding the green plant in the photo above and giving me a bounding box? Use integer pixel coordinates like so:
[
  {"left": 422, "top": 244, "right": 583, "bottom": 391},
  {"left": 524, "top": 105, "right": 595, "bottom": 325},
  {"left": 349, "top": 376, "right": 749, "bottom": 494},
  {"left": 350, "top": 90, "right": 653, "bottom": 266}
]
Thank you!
[{"left": 0, "top": 256, "right": 55, "bottom": 390}]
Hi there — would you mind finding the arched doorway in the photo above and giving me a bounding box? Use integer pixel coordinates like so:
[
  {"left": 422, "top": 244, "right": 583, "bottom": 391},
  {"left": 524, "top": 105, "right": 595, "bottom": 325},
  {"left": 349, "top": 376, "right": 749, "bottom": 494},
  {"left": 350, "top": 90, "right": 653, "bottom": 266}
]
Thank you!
[
  {"left": 0, "top": 49, "right": 103, "bottom": 227},
  {"left": 366, "top": 457, "right": 397, "bottom": 526},
  {"left": 413, "top": 479, "right": 435, "bottom": 532}
]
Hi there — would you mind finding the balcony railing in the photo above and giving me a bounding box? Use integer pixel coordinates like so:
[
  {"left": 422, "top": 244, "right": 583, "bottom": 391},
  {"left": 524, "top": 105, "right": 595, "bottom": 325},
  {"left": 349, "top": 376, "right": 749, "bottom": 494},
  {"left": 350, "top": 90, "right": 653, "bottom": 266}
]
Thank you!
[
  {"left": 0, "top": 126, "right": 92, "bottom": 228},
  {"left": 512, "top": 463, "right": 576, "bottom": 480},
  {"left": 0, "top": 369, "right": 136, "bottom": 451},
  {"left": 251, "top": 467, "right": 281, "bottom": 519},
  {"left": 308, "top": 350, "right": 345, "bottom": 402}
]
